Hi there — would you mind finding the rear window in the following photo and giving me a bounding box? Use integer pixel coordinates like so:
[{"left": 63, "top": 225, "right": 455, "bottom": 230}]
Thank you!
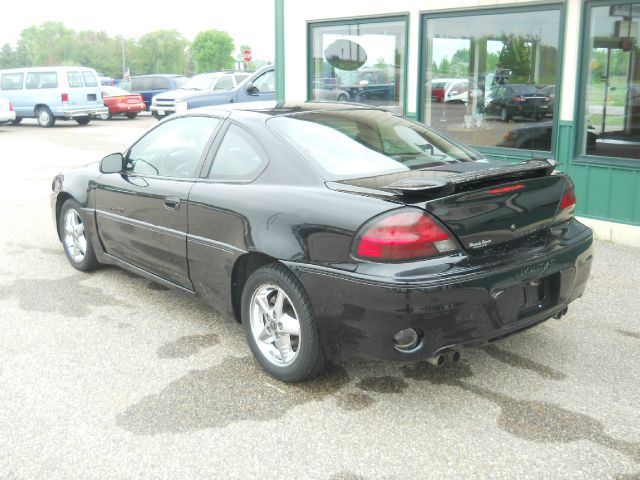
[
  {"left": 68, "top": 71, "right": 84, "bottom": 88},
  {"left": 151, "top": 77, "right": 170, "bottom": 89},
  {"left": 82, "top": 71, "right": 98, "bottom": 87},
  {"left": 1, "top": 73, "right": 23, "bottom": 90},
  {"left": 26, "top": 72, "right": 58, "bottom": 89},
  {"left": 131, "top": 77, "right": 152, "bottom": 91},
  {"left": 511, "top": 85, "right": 538, "bottom": 95},
  {"left": 268, "top": 109, "right": 482, "bottom": 180}
]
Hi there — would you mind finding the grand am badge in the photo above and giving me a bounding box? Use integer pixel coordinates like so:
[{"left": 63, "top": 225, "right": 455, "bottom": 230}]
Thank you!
[{"left": 468, "top": 239, "right": 492, "bottom": 249}]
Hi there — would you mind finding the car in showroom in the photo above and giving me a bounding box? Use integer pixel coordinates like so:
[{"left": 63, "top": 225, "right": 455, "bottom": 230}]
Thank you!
[
  {"left": 50, "top": 101, "right": 593, "bottom": 382},
  {"left": 0, "top": 97, "right": 16, "bottom": 124},
  {"left": 99, "top": 86, "right": 146, "bottom": 120},
  {"left": 150, "top": 65, "right": 273, "bottom": 119}
]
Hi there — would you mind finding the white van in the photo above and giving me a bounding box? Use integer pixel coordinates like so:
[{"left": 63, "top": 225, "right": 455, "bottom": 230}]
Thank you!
[{"left": 0, "top": 66, "right": 108, "bottom": 127}]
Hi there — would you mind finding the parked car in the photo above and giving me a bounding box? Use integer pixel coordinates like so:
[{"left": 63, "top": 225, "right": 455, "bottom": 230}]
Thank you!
[
  {"left": 99, "top": 86, "right": 146, "bottom": 120},
  {"left": 0, "top": 97, "right": 16, "bottom": 124},
  {"left": 0, "top": 66, "right": 107, "bottom": 127},
  {"left": 96, "top": 72, "right": 115, "bottom": 86},
  {"left": 150, "top": 70, "right": 250, "bottom": 119},
  {"left": 119, "top": 74, "right": 187, "bottom": 110},
  {"left": 429, "top": 78, "right": 467, "bottom": 103},
  {"left": 51, "top": 101, "right": 593, "bottom": 382},
  {"left": 485, "top": 84, "right": 551, "bottom": 121},
  {"left": 343, "top": 68, "right": 394, "bottom": 104},
  {"left": 498, "top": 121, "right": 597, "bottom": 151}
]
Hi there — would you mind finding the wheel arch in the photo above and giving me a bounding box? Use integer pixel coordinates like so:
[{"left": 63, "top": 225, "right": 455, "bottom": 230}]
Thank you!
[{"left": 230, "top": 251, "right": 282, "bottom": 323}]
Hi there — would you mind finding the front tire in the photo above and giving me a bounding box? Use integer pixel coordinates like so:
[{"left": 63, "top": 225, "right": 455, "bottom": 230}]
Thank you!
[
  {"left": 241, "top": 264, "right": 325, "bottom": 382},
  {"left": 59, "top": 199, "right": 99, "bottom": 272},
  {"left": 99, "top": 111, "right": 112, "bottom": 121},
  {"left": 36, "top": 106, "right": 55, "bottom": 128}
]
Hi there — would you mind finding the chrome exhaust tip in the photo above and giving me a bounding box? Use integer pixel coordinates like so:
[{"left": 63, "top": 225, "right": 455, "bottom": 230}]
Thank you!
[
  {"left": 445, "top": 350, "right": 461, "bottom": 364},
  {"left": 426, "top": 353, "right": 446, "bottom": 368}
]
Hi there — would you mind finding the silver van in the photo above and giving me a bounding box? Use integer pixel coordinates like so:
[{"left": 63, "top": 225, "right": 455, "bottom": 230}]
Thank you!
[{"left": 0, "top": 66, "right": 108, "bottom": 127}]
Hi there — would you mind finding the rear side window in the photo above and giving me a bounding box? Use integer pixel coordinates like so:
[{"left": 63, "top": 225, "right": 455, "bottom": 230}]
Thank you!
[
  {"left": 68, "top": 71, "right": 84, "bottom": 88},
  {"left": 151, "top": 77, "right": 170, "bottom": 89},
  {"left": 1, "top": 73, "right": 23, "bottom": 90},
  {"left": 82, "top": 72, "right": 98, "bottom": 87},
  {"left": 213, "top": 76, "right": 234, "bottom": 91},
  {"left": 131, "top": 77, "right": 151, "bottom": 91},
  {"left": 26, "top": 72, "right": 58, "bottom": 89},
  {"left": 209, "top": 125, "right": 267, "bottom": 180}
]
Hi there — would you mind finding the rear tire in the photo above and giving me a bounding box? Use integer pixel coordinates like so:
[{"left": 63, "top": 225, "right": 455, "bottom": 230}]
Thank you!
[
  {"left": 99, "top": 111, "right": 112, "bottom": 121},
  {"left": 125, "top": 112, "right": 138, "bottom": 119},
  {"left": 337, "top": 93, "right": 348, "bottom": 102},
  {"left": 36, "top": 106, "right": 55, "bottom": 128},
  {"left": 11, "top": 117, "right": 22, "bottom": 125},
  {"left": 75, "top": 116, "right": 91, "bottom": 125},
  {"left": 58, "top": 199, "right": 99, "bottom": 272},
  {"left": 241, "top": 264, "right": 325, "bottom": 382}
]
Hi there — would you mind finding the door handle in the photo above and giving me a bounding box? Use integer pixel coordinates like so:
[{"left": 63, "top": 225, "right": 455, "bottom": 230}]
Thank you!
[{"left": 164, "top": 196, "right": 181, "bottom": 210}]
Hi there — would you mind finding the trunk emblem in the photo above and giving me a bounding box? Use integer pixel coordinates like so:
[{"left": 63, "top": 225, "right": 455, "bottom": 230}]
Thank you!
[{"left": 510, "top": 224, "right": 517, "bottom": 231}]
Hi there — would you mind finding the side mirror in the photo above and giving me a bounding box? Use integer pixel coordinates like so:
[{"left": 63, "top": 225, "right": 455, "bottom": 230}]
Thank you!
[
  {"left": 100, "top": 152, "right": 125, "bottom": 174},
  {"left": 245, "top": 82, "right": 258, "bottom": 95}
]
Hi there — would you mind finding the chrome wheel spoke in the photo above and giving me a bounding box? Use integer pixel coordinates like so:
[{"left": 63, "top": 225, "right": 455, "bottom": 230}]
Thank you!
[
  {"left": 275, "top": 335, "right": 294, "bottom": 362},
  {"left": 273, "top": 289, "right": 284, "bottom": 319},
  {"left": 255, "top": 292, "right": 273, "bottom": 318},
  {"left": 277, "top": 313, "right": 300, "bottom": 337},
  {"left": 257, "top": 325, "right": 275, "bottom": 344}
]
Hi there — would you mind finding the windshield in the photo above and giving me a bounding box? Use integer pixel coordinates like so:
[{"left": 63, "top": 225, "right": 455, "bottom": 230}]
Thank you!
[
  {"left": 267, "top": 109, "right": 483, "bottom": 180},
  {"left": 182, "top": 75, "right": 218, "bottom": 91}
]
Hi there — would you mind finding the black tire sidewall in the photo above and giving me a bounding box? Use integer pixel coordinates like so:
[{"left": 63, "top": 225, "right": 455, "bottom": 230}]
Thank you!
[
  {"left": 241, "top": 264, "right": 325, "bottom": 382},
  {"left": 37, "top": 107, "right": 55, "bottom": 128},
  {"left": 59, "top": 199, "right": 99, "bottom": 272}
]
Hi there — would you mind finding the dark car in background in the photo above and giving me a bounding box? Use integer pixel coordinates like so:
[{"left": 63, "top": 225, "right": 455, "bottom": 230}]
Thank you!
[
  {"left": 119, "top": 74, "right": 187, "bottom": 110},
  {"left": 51, "top": 102, "right": 592, "bottom": 382},
  {"left": 485, "top": 84, "right": 551, "bottom": 121},
  {"left": 150, "top": 70, "right": 250, "bottom": 119}
]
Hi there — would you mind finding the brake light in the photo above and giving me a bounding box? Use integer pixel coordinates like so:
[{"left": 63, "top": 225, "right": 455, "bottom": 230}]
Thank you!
[
  {"left": 561, "top": 179, "right": 577, "bottom": 210},
  {"left": 354, "top": 209, "right": 458, "bottom": 261},
  {"left": 9, "top": 102, "right": 13, "bottom": 111},
  {"left": 61, "top": 93, "right": 69, "bottom": 104},
  {"left": 489, "top": 184, "right": 525, "bottom": 194}
]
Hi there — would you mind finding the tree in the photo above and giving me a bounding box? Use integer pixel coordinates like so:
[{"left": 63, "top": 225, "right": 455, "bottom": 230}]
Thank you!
[
  {"left": 17, "top": 22, "right": 77, "bottom": 66},
  {"left": 191, "top": 30, "right": 235, "bottom": 73},
  {"left": 498, "top": 35, "right": 531, "bottom": 83},
  {"left": 135, "top": 30, "right": 188, "bottom": 75},
  {"left": 438, "top": 57, "right": 450, "bottom": 76}
]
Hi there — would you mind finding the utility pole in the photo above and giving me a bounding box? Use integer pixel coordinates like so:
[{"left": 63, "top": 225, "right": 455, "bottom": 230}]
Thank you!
[{"left": 121, "top": 37, "right": 126, "bottom": 79}]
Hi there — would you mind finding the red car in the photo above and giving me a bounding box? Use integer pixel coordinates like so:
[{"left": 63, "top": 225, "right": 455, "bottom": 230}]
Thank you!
[{"left": 99, "top": 86, "right": 145, "bottom": 120}]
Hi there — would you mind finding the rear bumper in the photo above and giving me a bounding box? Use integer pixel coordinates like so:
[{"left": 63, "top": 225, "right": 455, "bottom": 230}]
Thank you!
[
  {"left": 287, "top": 221, "right": 593, "bottom": 361},
  {"left": 0, "top": 110, "right": 16, "bottom": 123},
  {"left": 54, "top": 106, "right": 109, "bottom": 118}
]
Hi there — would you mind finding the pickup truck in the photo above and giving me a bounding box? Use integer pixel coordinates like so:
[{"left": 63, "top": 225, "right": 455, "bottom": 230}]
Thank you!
[{"left": 150, "top": 65, "right": 275, "bottom": 119}]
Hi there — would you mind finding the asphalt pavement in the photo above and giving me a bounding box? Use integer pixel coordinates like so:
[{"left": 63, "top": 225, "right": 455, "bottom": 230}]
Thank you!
[{"left": 0, "top": 115, "right": 638, "bottom": 479}]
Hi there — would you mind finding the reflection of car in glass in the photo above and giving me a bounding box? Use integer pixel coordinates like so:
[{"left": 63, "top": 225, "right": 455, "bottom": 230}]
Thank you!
[
  {"left": 344, "top": 68, "right": 394, "bottom": 103},
  {"left": 151, "top": 65, "right": 275, "bottom": 119},
  {"left": 312, "top": 86, "right": 350, "bottom": 102},
  {"left": 0, "top": 97, "right": 16, "bottom": 124},
  {"left": 51, "top": 101, "right": 592, "bottom": 382},
  {"left": 539, "top": 85, "right": 555, "bottom": 115},
  {"left": 498, "top": 121, "right": 597, "bottom": 150},
  {"left": 486, "top": 84, "right": 551, "bottom": 121},
  {"left": 119, "top": 74, "right": 188, "bottom": 110},
  {"left": 151, "top": 71, "right": 250, "bottom": 119},
  {"left": 99, "top": 86, "right": 146, "bottom": 120}
]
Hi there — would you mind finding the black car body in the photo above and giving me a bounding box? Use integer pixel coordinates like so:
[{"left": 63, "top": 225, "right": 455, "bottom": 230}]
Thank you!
[
  {"left": 486, "top": 84, "right": 551, "bottom": 121},
  {"left": 51, "top": 102, "right": 592, "bottom": 382}
]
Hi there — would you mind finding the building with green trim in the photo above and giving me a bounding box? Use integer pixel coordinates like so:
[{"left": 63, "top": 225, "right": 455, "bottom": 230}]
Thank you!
[{"left": 275, "top": 0, "right": 640, "bottom": 246}]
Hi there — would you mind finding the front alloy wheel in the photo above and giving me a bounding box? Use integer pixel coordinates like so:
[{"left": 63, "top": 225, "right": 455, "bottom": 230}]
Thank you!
[{"left": 59, "top": 199, "right": 99, "bottom": 272}]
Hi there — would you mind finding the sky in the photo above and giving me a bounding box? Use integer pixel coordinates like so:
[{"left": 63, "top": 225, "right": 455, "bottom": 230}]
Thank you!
[{"left": 1, "top": 0, "right": 276, "bottom": 61}]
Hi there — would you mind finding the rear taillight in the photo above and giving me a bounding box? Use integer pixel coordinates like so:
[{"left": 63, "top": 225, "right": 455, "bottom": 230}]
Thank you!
[
  {"left": 354, "top": 209, "right": 458, "bottom": 261},
  {"left": 561, "top": 179, "right": 577, "bottom": 210},
  {"left": 101, "top": 91, "right": 105, "bottom": 99},
  {"left": 9, "top": 102, "right": 13, "bottom": 111},
  {"left": 61, "top": 93, "right": 69, "bottom": 104}
]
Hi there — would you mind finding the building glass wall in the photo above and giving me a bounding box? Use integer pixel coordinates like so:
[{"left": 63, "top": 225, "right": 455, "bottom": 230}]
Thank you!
[
  {"left": 422, "top": 8, "right": 561, "bottom": 153},
  {"left": 309, "top": 18, "right": 406, "bottom": 114},
  {"left": 581, "top": 2, "right": 640, "bottom": 160}
]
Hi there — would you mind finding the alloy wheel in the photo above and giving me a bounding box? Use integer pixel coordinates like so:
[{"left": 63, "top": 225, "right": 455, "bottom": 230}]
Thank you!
[{"left": 63, "top": 208, "right": 87, "bottom": 263}]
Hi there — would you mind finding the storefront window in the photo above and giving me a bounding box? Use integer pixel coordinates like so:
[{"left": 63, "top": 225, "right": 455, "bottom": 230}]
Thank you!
[
  {"left": 583, "top": 3, "right": 640, "bottom": 160},
  {"left": 422, "top": 8, "right": 561, "bottom": 152},
  {"left": 309, "top": 18, "right": 406, "bottom": 113}
]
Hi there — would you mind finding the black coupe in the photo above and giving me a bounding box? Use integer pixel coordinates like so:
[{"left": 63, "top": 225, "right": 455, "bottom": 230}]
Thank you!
[{"left": 51, "top": 102, "right": 593, "bottom": 382}]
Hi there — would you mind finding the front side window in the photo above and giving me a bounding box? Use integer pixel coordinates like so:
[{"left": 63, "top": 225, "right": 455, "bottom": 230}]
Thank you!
[
  {"left": 423, "top": 8, "right": 561, "bottom": 152},
  {"left": 127, "top": 116, "right": 220, "bottom": 178},
  {"left": 581, "top": 2, "right": 640, "bottom": 161},
  {"left": 67, "top": 71, "right": 84, "bottom": 88},
  {"left": 82, "top": 71, "right": 98, "bottom": 87},
  {"left": 209, "top": 125, "right": 268, "bottom": 180},
  {"left": 252, "top": 70, "right": 275, "bottom": 93},
  {"left": 1, "top": 73, "right": 23, "bottom": 90},
  {"left": 310, "top": 19, "right": 406, "bottom": 113},
  {"left": 214, "top": 75, "right": 234, "bottom": 91},
  {"left": 151, "top": 77, "right": 170, "bottom": 90},
  {"left": 26, "top": 72, "right": 58, "bottom": 89},
  {"left": 131, "top": 77, "right": 151, "bottom": 91}
]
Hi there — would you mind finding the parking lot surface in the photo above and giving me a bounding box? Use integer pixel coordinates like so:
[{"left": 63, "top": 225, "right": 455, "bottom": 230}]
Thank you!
[{"left": 0, "top": 116, "right": 639, "bottom": 479}]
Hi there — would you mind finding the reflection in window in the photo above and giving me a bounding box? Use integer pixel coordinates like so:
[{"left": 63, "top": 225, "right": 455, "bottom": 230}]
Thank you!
[
  {"left": 209, "top": 125, "right": 267, "bottom": 180},
  {"left": 310, "top": 19, "right": 406, "bottom": 113},
  {"left": 423, "top": 8, "right": 560, "bottom": 152},
  {"left": 583, "top": 3, "right": 640, "bottom": 160}
]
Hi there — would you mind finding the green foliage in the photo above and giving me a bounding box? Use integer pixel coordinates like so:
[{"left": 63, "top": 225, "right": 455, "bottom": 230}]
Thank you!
[
  {"left": 191, "top": 30, "right": 235, "bottom": 73},
  {"left": 438, "top": 57, "right": 450, "bottom": 75},
  {"left": 134, "top": 30, "right": 188, "bottom": 75},
  {"left": 498, "top": 35, "right": 531, "bottom": 83}
]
